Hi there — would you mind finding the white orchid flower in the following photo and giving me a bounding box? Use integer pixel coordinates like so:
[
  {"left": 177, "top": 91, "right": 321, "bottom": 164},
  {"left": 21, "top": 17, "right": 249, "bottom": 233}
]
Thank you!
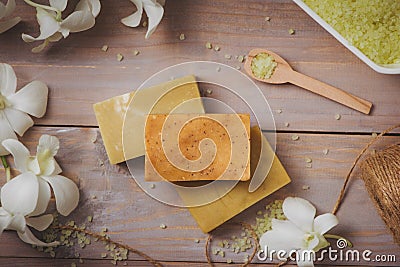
[
  {"left": 0, "top": 171, "right": 58, "bottom": 246},
  {"left": 0, "top": 0, "right": 21, "bottom": 34},
  {"left": 0, "top": 63, "right": 48, "bottom": 156},
  {"left": 259, "top": 197, "right": 339, "bottom": 267},
  {"left": 122, "top": 0, "right": 164, "bottom": 39},
  {"left": 2, "top": 135, "right": 79, "bottom": 217},
  {"left": 22, "top": 0, "right": 101, "bottom": 52}
]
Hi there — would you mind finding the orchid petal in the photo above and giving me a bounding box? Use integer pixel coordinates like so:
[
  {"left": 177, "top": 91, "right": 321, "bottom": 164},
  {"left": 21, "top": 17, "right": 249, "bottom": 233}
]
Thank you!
[
  {"left": 296, "top": 250, "right": 315, "bottom": 267},
  {"left": 18, "top": 226, "right": 59, "bottom": 246},
  {"left": 1, "top": 138, "right": 30, "bottom": 172},
  {"left": 283, "top": 197, "right": 316, "bottom": 233},
  {"left": 313, "top": 213, "right": 338, "bottom": 235},
  {"left": 0, "top": 63, "right": 17, "bottom": 96},
  {"left": 143, "top": 1, "right": 164, "bottom": 39},
  {"left": 41, "top": 175, "right": 79, "bottom": 216},
  {"left": 29, "top": 178, "right": 51, "bottom": 217},
  {"left": 0, "top": 17, "right": 21, "bottom": 34},
  {"left": 26, "top": 214, "right": 53, "bottom": 231},
  {"left": 28, "top": 157, "right": 41, "bottom": 175},
  {"left": 76, "top": 0, "right": 101, "bottom": 17},
  {"left": 53, "top": 160, "right": 62, "bottom": 175},
  {"left": 22, "top": 8, "right": 59, "bottom": 42},
  {"left": 7, "top": 214, "right": 26, "bottom": 233},
  {"left": 3, "top": 108, "right": 33, "bottom": 136},
  {"left": 0, "top": 208, "right": 12, "bottom": 234},
  {"left": 38, "top": 135, "right": 59, "bottom": 157},
  {"left": 0, "top": 111, "right": 17, "bottom": 156},
  {"left": 61, "top": 2, "right": 95, "bottom": 33},
  {"left": 4, "top": 0, "right": 16, "bottom": 18},
  {"left": 0, "top": 172, "right": 39, "bottom": 215},
  {"left": 121, "top": 0, "right": 143, "bottom": 27},
  {"left": 7, "top": 80, "right": 48, "bottom": 118},
  {"left": 49, "top": 0, "right": 67, "bottom": 12},
  {"left": 259, "top": 219, "right": 304, "bottom": 256},
  {"left": 0, "top": 2, "right": 5, "bottom": 18}
]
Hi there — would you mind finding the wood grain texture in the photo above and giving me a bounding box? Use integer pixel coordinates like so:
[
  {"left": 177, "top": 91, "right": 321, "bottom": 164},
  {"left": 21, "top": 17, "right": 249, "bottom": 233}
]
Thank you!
[
  {"left": 0, "top": 127, "right": 398, "bottom": 265},
  {"left": 0, "top": 0, "right": 398, "bottom": 132},
  {"left": 0, "top": 0, "right": 399, "bottom": 266}
]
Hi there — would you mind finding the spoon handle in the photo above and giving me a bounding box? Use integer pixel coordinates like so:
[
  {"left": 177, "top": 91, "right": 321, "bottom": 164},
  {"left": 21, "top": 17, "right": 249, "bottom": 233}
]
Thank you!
[{"left": 288, "top": 70, "right": 372, "bottom": 114}]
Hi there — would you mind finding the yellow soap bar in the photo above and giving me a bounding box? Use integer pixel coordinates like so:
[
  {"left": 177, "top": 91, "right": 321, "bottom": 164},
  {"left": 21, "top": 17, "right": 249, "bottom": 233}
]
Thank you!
[
  {"left": 145, "top": 114, "right": 250, "bottom": 182},
  {"left": 186, "top": 126, "right": 291, "bottom": 233},
  {"left": 93, "top": 75, "right": 204, "bottom": 164}
]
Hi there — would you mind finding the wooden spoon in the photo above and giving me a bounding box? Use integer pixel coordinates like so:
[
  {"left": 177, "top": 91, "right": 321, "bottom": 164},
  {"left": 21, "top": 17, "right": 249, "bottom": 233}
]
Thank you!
[{"left": 244, "top": 48, "right": 372, "bottom": 114}]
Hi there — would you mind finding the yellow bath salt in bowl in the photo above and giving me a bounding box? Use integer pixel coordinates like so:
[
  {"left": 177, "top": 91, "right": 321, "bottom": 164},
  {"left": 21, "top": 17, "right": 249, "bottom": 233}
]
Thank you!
[{"left": 294, "top": 0, "right": 400, "bottom": 74}]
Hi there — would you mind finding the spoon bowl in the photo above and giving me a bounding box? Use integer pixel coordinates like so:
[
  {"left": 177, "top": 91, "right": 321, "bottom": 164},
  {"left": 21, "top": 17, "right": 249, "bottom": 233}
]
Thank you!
[{"left": 244, "top": 48, "right": 292, "bottom": 84}]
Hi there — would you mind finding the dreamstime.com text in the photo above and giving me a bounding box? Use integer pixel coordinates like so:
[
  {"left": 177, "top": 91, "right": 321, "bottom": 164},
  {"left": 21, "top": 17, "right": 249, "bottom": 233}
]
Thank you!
[{"left": 257, "top": 239, "right": 397, "bottom": 264}]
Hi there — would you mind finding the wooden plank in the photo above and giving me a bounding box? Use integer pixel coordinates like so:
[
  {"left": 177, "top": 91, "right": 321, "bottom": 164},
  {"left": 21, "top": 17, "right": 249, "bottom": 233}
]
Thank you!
[
  {"left": 0, "top": 127, "right": 398, "bottom": 265},
  {"left": 0, "top": 258, "right": 300, "bottom": 267},
  {"left": 0, "top": 0, "right": 398, "bottom": 132}
]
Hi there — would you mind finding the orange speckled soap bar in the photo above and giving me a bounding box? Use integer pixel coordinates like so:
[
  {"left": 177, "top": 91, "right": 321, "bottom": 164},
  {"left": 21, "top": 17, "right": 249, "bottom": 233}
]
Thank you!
[{"left": 145, "top": 113, "right": 251, "bottom": 182}]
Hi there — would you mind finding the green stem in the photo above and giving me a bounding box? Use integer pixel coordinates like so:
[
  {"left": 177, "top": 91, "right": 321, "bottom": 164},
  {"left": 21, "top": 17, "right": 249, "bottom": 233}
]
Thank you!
[
  {"left": 324, "top": 234, "right": 353, "bottom": 247},
  {"left": 23, "top": 0, "right": 62, "bottom": 20},
  {"left": 1, "top": 156, "right": 11, "bottom": 182}
]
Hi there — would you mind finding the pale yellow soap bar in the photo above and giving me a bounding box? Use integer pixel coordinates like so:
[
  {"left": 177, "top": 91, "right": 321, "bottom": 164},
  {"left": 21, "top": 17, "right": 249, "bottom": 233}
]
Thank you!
[
  {"left": 186, "top": 126, "right": 291, "bottom": 233},
  {"left": 145, "top": 114, "right": 251, "bottom": 182},
  {"left": 93, "top": 75, "right": 204, "bottom": 164}
]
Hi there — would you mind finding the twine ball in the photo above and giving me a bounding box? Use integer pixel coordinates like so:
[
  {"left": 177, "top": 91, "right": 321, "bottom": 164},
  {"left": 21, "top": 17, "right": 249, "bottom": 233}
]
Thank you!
[{"left": 360, "top": 144, "right": 400, "bottom": 244}]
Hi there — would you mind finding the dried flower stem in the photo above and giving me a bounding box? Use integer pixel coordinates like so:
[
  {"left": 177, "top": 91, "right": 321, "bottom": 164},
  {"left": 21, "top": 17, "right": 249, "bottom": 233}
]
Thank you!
[
  {"left": 53, "top": 225, "right": 163, "bottom": 267},
  {"left": 1, "top": 156, "right": 11, "bottom": 182}
]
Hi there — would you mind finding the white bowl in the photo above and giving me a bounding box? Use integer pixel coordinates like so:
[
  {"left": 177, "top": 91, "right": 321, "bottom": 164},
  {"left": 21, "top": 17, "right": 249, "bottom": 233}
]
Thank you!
[{"left": 293, "top": 0, "right": 400, "bottom": 75}]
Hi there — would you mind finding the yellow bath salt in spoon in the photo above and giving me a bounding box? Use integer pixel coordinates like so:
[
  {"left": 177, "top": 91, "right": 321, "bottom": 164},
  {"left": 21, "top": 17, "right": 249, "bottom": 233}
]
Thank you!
[{"left": 244, "top": 48, "right": 372, "bottom": 115}]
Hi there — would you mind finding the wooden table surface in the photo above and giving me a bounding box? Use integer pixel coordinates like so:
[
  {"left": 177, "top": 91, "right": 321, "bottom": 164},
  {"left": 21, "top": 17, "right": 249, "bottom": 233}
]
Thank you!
[{"left": 0, "top": 0, "right": 399, "bottom": 266}]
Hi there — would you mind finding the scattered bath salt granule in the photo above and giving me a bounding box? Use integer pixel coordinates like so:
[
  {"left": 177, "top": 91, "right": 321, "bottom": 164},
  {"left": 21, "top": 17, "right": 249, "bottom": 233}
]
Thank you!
[
  {"left": 133, "top": 50, "right": 140, "bottom": 56},
  {"left": 206, "top": 89, "right": 213, "bottom": 95},
  {"left": 116, "top": 53, "right": 124, "bottom": 62},
  {"left": 305, "top": 163, "right": 312, "bottom": 168},
  {"left": 285, "top": 122, "right": 290, "bottom": 127},
  {"left": 179, "top": 33, "right": 185, "bottom": 40},
  {"left": 194, "top": 239, "right": 200, "bottom": 243},
  {"left": 305, "top": 157, "right": 312, "bottom": 163},
  {"left": 372, "top": 132, "right": 378, "bottom": 138},
  {"left": 101, "top": 45, "right": 108, "bottom": 52},
  {"left": 214, "top": 46, "right": 221, "bottom": 51},
  {"left": 216, "top": 66, "right": 221, "bottom": 72},
  {"left": 323, "top": 148, "right": 329, "bottom": 155},
  {"left": 291, "top": 134, "right": 299, "bottom": 141},
  {"left": 225, "top": 54, "right": 232, "bottom": 59},
  {"left": 335, "top": 114, "right": 341, "bottom": 120},
  {"left": 150, "top": 183, "right": 155, "bottom": 189},
  {"left": 237, "top": 55, "right": 244, "bottom": 63},
  {"left": 206, "top": 42, "right": 212, "bottom": 49},
  {"left": 160, "top": 224, "right": 167, "bottom": 229},
  {"left": 250, "top": 53, "right": 278, "bottom": 79},
  {"left": 235, "top": 66, "right": 241, "bottom": 70},
  {"left": 302, "top": 185, "right": 310, "bottom": 190},
  {"left": 227, "top": 259, "right": 233, "bottom": 264},
  {"left": 142, "top": 21, "right": 147, "bottom": 27},
  {"left": 265, "top": 16, "right": 271, "bottom": 22},
  {"left": 303, "top": 0, "right": 400, "bottom": 65},
  {"left": 288, "top": 28, "right": 295, "bottom": 35},
  {"left": 276, "top": 109, "right": 282, "bottom": 114}
]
